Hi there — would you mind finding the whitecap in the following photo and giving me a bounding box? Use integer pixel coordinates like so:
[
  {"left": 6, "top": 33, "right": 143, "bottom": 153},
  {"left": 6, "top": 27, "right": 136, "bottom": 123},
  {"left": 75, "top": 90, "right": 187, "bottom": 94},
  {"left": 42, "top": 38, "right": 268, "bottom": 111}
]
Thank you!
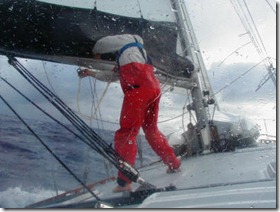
[{"left": 0, "top": 186, "right": 63, "bottom": 208}]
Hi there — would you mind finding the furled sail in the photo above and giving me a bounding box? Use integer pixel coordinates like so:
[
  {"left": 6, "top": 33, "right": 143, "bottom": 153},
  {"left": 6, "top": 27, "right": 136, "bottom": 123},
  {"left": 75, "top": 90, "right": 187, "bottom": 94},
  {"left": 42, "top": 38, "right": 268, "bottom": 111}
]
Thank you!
[{"left": 0, "top": 0, "right": 194, "bottom": 78}]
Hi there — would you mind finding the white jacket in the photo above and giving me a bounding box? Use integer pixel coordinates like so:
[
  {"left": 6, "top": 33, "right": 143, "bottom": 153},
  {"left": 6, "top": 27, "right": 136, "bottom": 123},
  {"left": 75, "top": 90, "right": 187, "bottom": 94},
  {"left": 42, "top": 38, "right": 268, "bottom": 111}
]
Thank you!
[{"left": 92, "top": 34, "right": 147, "bottom": 66}]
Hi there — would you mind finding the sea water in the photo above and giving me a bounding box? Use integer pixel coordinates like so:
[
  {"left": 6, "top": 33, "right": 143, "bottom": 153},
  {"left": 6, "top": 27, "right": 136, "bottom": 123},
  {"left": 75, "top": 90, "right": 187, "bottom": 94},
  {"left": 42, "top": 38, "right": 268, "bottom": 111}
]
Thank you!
[{"left": 0, "top": 114, "right": 157, "bottom": 208}]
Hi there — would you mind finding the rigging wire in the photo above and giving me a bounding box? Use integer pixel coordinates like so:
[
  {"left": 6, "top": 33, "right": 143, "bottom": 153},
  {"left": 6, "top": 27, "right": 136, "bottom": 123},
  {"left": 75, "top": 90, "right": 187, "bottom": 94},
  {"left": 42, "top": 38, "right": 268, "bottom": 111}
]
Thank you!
[
  {"left": 242, "top": 0, "right": 271, "bottom": 62},
  {"left": 77, "top": 78, "right": 110, "bottom": 183},
  {"left": 93, "top": 0, "right": 97, "bottom": 9},
  {"left": 265, "top": 0, "right": 276, "bottom": 13},
  {"left": 7, "top": 56, "right": 143, "bottom": 184},
  {"left": 136, "top": 0, "right": 144, "bottom": 19},
  {"left": 0, "top": 76, "right": 89, "bottom": 142},
  {"left": 230, "top": 0, "right": 262, "bottom": 59},
  {"left": 44, "top": 67, "right": 198, "bottom": 132},
  {"left": 230, "top": 0, "right": 276, "bottom": 88},
  {"left": 214, "top": 58, "right": 267, "bottom": 95},
  {"left": 0, "top": 93, "right": 102, "bottom": 203},
  {"left": 89, "top": 77, "right": 114, "bottom": 177},
  {"left": 158, "top": 110, "right": 190, "bottom": 124},
  {"left": 147, "top": 76, "right": 196, "bottom": 126},
  {"left": 72, "top": 83, "right": 198, "bottom": 128},
  {"left": 217, "top": 41, "right": 251, "bottom": 67},
  {"left": 1, "top": 74, "right": 117, "bottom": 183}
]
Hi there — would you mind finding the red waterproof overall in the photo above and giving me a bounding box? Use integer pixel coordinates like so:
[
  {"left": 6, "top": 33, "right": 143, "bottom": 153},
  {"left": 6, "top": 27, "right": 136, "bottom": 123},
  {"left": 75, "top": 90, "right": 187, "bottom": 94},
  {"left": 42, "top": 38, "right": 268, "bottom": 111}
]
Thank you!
[{"left": 115, "top": 62, "right": 181, "bottom": 184}]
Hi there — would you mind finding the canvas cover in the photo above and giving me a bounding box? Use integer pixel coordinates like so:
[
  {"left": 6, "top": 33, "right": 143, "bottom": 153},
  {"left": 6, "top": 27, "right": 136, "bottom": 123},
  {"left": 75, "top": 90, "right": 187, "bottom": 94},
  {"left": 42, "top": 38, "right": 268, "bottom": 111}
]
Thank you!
[{"left": 0, "top": 0, "right": 193, "bottom": 78}]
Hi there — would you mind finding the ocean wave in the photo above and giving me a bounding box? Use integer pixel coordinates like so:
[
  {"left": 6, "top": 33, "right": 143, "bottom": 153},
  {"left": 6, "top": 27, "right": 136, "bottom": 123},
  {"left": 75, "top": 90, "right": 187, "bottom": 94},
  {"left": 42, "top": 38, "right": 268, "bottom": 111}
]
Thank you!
[
  {"left": 0, "top": 140, "right": 35, "bottom": 154},
  {"left": 0, "top": 186, "right": 64, "bottom": 208},
  {"left": 0, "top": 114, "right": 158, "bottom": 208}
]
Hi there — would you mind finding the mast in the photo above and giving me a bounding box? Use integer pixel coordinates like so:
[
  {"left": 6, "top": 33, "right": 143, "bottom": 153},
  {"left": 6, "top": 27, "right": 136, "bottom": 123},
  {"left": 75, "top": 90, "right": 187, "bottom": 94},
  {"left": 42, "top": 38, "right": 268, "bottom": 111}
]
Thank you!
[{"left": 170, "top": 0, "right": 214, "bottom": 150}]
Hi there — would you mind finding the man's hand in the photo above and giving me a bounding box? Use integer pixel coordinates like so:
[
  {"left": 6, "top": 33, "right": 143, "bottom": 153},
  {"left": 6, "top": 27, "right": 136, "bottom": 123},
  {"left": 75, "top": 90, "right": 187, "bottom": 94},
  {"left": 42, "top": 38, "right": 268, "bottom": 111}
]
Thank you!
[{"left": 78, "top": 69, "right": 95, "bottom": 78}]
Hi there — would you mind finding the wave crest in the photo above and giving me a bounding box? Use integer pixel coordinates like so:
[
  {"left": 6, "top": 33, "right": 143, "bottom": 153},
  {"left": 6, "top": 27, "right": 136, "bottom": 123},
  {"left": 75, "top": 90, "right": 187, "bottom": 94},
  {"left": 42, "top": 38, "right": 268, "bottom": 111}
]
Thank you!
[{"left": 0, "top": 186, "right": 63, "bottom": 208}]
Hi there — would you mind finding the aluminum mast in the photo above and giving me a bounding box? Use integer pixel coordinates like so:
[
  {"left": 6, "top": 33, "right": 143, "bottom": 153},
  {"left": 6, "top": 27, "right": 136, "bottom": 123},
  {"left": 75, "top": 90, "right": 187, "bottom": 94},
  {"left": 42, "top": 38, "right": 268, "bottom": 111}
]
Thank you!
[{"left": 170, "top": 0, "right": 215, "bottom": 150}]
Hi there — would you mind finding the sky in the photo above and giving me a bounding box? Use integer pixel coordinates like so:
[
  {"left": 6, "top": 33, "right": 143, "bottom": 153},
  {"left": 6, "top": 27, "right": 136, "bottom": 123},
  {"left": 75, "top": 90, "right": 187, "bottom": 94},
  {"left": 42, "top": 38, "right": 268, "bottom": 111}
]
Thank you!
[
  {"left": 186, "top": 0, "right": 276, "bottom": 66},
  {"left": 184, "top": 0, "right": 277, "bottom": 136},
  {"left": 0, "top": 0, "right": 277, "bottom": 137}
]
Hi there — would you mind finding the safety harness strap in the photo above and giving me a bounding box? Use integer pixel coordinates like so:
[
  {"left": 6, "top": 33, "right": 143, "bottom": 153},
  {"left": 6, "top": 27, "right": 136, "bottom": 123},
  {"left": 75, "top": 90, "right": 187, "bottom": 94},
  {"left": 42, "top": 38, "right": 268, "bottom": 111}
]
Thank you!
[
  {"left": 116, "top": 42, "right": 145, "bottom": 68},
  {"left": 115, "top": 38, "right": 152, "bottom": 69}
]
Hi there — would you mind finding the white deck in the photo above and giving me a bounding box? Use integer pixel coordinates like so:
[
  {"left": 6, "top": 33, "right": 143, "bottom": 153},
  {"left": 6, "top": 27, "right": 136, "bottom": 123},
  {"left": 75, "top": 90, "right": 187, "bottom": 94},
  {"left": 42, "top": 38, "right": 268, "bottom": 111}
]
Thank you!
[
  {"left": 138, "top": 143, "right": 276, "bottom": 208},
  {"left": 28, "top": 143, "right": 276, "bottom": 208}
]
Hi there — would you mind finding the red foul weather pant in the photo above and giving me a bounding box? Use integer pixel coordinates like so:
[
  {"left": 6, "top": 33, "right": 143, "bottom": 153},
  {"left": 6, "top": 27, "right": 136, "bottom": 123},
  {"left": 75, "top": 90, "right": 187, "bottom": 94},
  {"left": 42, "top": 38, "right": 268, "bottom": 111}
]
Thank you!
[{"left": 114, "top": 62, "right": 180, "bottom": 184}]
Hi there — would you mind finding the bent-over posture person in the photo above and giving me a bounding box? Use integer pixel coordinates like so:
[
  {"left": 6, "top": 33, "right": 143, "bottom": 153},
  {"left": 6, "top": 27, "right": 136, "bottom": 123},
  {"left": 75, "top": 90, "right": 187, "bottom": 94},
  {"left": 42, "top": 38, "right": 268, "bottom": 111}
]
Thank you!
[{"left": 78, "top": 34, "right": 181, "bottom": 192}]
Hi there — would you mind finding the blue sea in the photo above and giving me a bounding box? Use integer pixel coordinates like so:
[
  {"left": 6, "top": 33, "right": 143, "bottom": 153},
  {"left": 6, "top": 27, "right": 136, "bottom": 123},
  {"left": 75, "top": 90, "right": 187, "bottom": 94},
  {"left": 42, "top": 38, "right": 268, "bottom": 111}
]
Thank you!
[{"left": 0, "top": 114, "right": 157, "bottom": 208}]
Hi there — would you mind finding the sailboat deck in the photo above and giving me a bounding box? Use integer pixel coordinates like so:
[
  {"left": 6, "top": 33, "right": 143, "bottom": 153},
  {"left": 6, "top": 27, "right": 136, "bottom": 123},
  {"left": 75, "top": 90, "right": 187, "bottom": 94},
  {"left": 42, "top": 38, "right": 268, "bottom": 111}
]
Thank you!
[{"left": 28, "top": 143, "right": 276, "bottom": 208}]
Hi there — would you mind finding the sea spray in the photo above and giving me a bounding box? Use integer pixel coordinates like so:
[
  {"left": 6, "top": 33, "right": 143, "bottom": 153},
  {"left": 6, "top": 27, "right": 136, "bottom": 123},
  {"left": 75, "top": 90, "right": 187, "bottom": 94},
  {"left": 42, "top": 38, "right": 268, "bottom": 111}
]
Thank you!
[{"left": 0, "top": 186, "right": 63, "bottom": 208}]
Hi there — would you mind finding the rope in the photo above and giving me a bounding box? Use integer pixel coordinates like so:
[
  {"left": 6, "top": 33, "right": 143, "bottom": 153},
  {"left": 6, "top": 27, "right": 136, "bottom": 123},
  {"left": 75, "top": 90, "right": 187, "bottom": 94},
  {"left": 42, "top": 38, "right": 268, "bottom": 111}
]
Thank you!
[
  {"left": 76, "top": 68, "right": 114, "bottom": 178},
  {"left": 7, "top": 56, "right": 142, "bottom": 183},
  {"left": 42, "top": 61, "right": 56, "bottom": 94},
  {"left": 76, "top": 74, "right": 110, "bottom": 123},
  {"left": 76, "top": 71, "right": 110, "bottom": 180}
]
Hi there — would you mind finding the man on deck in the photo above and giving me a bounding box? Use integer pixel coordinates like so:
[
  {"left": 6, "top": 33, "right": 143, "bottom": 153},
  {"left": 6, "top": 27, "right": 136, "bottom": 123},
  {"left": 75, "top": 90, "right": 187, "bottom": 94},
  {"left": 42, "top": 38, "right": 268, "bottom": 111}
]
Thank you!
[{"left": 78, "top": 34, "right": 181, "bottom": 192}]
